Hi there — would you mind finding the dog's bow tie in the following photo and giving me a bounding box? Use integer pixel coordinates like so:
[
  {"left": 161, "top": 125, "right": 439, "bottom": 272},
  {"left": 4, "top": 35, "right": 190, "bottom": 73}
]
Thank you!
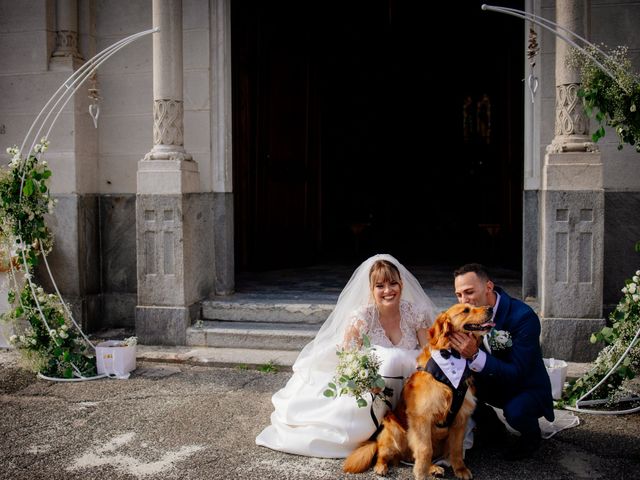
[{"left": 439, "top": 349, "right": 461, "bottom": 359}]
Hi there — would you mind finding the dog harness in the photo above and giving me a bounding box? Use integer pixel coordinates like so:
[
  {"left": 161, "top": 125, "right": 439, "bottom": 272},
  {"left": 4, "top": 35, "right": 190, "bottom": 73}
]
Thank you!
[{"left": 417, "top": 355, "right": 472, "bottom": 428}]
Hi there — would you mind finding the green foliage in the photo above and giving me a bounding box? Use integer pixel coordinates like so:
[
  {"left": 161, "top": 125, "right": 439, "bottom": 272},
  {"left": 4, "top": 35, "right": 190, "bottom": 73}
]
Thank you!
[
  {"left": 562, "top": 269, "right": 640, "bottom": 407},
  {"left": 569, "top": 45, "right": 640, "bottom": 152},
  {"left": 0, "top": 142, "right": 54, "bottom": 269},
  {"left": 258, "top": 360, "right": 279, "bottom": 373},
  {"left": 1, "top": 140, "right": 96, "bottom": 378},
  {"left": 3, "top": 283, "right": 96, "bottom": 378}
]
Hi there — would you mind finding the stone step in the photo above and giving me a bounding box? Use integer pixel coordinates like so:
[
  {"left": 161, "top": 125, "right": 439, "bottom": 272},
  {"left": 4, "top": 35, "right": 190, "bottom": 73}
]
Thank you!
[
  {"left": 136, "top": 345, "right": 300, "bottom": 369},
  {"left": 186, "top": 320, "right": 320, "bottom": 350},
  {"left": 202, "top": 298, "right": 334, "bottom": 324}
]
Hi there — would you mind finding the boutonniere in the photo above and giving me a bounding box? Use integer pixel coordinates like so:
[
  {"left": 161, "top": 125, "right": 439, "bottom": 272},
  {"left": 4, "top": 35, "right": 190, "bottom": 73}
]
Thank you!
[{"left": 488, "top": 329, "right": 512, "bottom": 351}]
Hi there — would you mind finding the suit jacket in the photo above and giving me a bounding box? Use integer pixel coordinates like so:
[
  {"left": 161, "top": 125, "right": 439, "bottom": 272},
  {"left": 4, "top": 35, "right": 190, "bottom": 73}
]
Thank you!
[{"left": 475, "top": 286, "right": 554, "bottom": 422}]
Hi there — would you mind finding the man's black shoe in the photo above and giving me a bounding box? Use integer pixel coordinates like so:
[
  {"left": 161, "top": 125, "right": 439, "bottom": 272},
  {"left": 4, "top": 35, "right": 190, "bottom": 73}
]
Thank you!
[
  {"left": 473, "top": 402, "right": 509, "bottom": 444},
  {"left": 503, "top": 434, "right": 541, "bottom": 461}
]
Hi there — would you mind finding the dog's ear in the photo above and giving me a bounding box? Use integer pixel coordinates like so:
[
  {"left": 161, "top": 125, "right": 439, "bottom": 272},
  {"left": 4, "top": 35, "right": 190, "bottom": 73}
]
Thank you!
[{"left": 429, "top": 311, "right": 451, "bottom": 349}]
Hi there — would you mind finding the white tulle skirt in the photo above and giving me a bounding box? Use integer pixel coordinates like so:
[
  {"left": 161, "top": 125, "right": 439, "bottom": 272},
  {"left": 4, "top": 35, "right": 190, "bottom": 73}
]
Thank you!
[{"left": 256, "top": 346, "right": 421, "bottom": 458}]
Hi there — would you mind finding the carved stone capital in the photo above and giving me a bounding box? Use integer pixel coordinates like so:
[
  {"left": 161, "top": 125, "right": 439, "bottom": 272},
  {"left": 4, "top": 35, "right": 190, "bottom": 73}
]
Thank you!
[
  {"left": 153, "top": 99, "right": 185, "bottom": 147},
  {"left": 52, "top": 30, "right": 82, "bottom": 59}
]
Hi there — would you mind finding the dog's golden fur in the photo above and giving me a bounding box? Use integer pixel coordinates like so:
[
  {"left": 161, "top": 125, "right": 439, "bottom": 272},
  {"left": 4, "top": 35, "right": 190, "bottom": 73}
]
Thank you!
[{"left": 343, "top": 303, "right": 493, "bottom": 480}]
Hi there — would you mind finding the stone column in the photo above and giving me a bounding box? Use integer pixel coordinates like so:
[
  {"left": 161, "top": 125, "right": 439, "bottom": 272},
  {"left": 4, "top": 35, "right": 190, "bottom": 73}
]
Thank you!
[
  {"left": 539, "top": 0, "right": 605, "bottom": 361},
  {"left": 136, "top": 0, "right": 214, "bottom": 345},
  {"left": 138, "top": 0, "right": 198, "bottom": 189},
  {"left": 210, "top": 0, "right": 234, "bottom": 295},
  {"left": 51, "top": 0, "right": 83, "bottom": 68}
]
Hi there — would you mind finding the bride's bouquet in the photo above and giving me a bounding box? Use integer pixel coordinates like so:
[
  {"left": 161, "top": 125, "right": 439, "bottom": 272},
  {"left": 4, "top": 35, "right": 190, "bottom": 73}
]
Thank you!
[{"left": 323, "top": 334, "right": 387, "bottom": 408}]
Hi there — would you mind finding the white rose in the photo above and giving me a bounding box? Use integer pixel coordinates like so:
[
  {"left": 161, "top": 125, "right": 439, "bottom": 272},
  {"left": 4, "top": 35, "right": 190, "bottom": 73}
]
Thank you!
[
  {"left": 633, "top": 294, "right": 640, "bottom": 303},
  {"left": 629, "top": 283, "right": 637, "bottom": 294},
  {"left": 9, "top": 335, "right": 17, "bottom": 343},
  {"left": 622, "top": 286, "right": 629, "bottom": 294}
]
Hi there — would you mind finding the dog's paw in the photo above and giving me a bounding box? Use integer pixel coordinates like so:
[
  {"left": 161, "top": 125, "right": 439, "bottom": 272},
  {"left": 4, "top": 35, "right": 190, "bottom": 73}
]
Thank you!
[
  {"left": 453, "top": 466, "right": 473, "bottom": 480},
  {"left": 373, "top": 462, "right": 388, "bottom": 476},
  {"left": 428, "top": 464, "right": 445, "bottom": 477}
]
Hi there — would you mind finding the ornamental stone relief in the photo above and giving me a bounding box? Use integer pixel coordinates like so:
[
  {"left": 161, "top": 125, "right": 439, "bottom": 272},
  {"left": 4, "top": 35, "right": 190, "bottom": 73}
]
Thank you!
[
  {"left": 52, "top": 30, "right": 80, "bottom": 57},
  {"left": 153, "top": 99, "right": 184, "bottom": 147},
  {"left": 555, "top": 83, "right": 588, "bottom": 136}
]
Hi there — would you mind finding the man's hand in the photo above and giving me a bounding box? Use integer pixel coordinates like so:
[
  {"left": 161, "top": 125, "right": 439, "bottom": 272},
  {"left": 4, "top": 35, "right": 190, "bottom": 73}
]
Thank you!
[{"left": 449, "top": 332, "right": 479, "bottom": 359}]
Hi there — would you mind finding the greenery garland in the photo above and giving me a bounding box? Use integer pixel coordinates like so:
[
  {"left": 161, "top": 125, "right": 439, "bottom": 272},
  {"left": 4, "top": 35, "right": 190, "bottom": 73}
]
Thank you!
[
  {"left": 0, "top": 140, "right": 96, "bottom": 378},
  {"left": 568, "top": 45, "right": 640, "bottom": 151},
  {"left": 562, "top": 269, "right": 640, "bottom": 407}
]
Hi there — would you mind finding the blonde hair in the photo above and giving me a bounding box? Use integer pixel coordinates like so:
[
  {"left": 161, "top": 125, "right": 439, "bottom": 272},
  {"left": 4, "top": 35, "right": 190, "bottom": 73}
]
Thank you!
[{"left": 369, "top": 259, "right": 402, "bottom": 289}]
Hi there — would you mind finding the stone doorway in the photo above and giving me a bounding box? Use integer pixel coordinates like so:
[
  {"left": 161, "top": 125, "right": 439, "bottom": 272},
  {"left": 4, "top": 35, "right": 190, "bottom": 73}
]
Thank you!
[{"left": 231, "top": 0, "right": 525, "bottom": 272}]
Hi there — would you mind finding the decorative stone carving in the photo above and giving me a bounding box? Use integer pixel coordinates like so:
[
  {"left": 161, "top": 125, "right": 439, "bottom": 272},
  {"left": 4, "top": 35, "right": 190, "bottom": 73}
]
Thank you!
[
  {"left": 53, "top": 30, "right": 78, "bottom": 51},
  {"left": 140, "top": 207, "right": 178, "bottom": 277},
  {"left": 555, "top": 84, "right": 588, "bottom": 136},
  {"left": 546, "top": 83, "right": 597, "bottom": 153},
  {"left": 153, "top": 99, "right": 184, "bottom": 147},
  {"left": 545, "top": 140, "right": 599, "bottom": 154}
]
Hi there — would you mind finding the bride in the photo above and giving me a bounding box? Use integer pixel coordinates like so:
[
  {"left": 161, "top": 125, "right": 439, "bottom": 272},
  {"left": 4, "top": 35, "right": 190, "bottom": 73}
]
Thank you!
[{"left": 255, "top": 254, "right": 437, "bottom": 458}]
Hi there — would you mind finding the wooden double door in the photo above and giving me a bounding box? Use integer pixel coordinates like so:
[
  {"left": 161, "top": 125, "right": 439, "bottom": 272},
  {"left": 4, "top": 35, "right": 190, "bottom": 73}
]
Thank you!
[{"left": 232, "top": 0, "right": 524, "bottom": 271}]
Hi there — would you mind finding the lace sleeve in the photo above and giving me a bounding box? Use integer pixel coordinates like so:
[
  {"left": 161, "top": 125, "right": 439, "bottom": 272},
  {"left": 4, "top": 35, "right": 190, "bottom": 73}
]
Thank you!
[
  {"left": 341, "top": 306, "right": 369, "bottom": 349},
  {"left": 405, "top": 301, "right": 432, "bottom": 330}
]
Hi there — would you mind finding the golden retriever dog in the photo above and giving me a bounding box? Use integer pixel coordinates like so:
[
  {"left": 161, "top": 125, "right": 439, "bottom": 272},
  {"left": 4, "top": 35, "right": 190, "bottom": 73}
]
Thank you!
[{"left": 344, "top": 303, "right": 494, "bottom": 480}]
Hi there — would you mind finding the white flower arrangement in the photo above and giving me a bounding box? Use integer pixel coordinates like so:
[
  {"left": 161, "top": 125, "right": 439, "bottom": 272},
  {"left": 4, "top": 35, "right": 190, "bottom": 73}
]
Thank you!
[
  {"left": 563, "top": 268, "right": 640, "bottom": 407},
  {"left": 324, "top": 334, "right": 386, "bottom": 408},
  {"left": 122, "top": 336, "right": 138, "bottom": 347},
  {"left": 488, "top": 329, "right": 512, "bottom": 351}
]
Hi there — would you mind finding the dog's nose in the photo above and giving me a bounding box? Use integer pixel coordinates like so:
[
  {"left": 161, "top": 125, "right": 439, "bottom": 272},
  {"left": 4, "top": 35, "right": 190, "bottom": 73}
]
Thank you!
[{"left": 487, "top": 306, "right": 493, "bottom": 316}]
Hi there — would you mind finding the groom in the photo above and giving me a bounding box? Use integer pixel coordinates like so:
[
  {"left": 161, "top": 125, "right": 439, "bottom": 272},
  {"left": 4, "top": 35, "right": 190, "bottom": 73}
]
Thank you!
[{"left": 448, "top": 263, "right": 554, "bottom": 460}]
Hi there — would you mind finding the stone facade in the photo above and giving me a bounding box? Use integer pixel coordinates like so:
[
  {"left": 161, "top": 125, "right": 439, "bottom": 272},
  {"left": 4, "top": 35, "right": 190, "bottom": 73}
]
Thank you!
[
  {"left": 522, "top": 0, "right": 640, "bottom": 360},
  {"left": 0, "top": 0, "right": 639, "bottom": 359}
]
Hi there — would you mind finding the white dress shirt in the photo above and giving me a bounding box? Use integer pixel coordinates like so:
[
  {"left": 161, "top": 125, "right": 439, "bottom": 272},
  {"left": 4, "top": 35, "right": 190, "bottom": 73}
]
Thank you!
[{"left": 468, "top": 291, "right": 501, "bottom": 373}]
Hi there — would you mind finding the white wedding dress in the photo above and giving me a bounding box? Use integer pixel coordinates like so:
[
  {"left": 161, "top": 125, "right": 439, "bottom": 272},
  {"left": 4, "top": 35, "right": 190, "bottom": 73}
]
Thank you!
[{"left": 256, "top": 299, "right": 433, "bottom": 458}]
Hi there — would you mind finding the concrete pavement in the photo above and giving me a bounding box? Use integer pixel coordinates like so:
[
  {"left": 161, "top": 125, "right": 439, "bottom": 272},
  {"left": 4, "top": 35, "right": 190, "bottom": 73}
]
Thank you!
[{"left": 1, "top": 348, "right": 639, "bottom": 480}]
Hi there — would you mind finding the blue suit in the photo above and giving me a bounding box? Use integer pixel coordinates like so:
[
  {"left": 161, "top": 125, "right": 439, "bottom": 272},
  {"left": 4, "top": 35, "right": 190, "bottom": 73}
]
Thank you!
[{"left": 474, "top": 286, "right": 554, "bottom": 437}]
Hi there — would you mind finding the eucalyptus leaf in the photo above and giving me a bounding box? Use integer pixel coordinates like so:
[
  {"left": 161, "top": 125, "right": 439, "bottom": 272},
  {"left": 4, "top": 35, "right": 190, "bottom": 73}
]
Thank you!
[{"left": 23, "top": 178, "right": 34, "bottom": 196}]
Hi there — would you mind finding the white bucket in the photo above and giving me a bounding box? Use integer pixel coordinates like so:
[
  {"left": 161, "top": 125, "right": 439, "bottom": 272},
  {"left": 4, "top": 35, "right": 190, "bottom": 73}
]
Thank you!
[
  {"left": 544, "top": 357, "right": 568, "bottom": 400},
  {"left": 96, "top": 340, "right": 137, "bottom": 379}
]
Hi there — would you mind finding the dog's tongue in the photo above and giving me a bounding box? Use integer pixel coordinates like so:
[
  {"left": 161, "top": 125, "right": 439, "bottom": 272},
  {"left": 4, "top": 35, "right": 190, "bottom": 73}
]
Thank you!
[{"left": 481, "top": 322, "right": 496, "bottom": 329}]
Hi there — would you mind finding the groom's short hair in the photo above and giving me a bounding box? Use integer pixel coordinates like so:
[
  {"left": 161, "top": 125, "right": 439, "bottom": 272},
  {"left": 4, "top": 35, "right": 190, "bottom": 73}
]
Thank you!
[{"left": 453, "top": 263, "right": 491, "bottom": 282}]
